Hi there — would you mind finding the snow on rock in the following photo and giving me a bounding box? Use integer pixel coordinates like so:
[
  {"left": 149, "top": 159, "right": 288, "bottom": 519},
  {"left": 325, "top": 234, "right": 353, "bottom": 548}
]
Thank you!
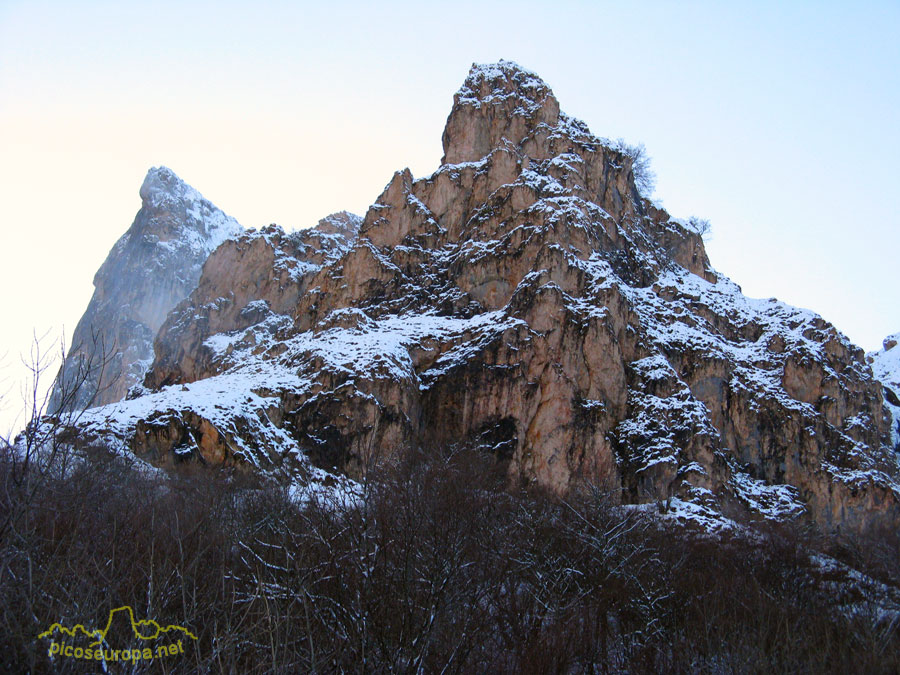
[
  {"left": 49, "top": 166, "right": 243, "bottom": 413},
  {"left": 140, "top": 166, "right": 242, "bottom": 258}
]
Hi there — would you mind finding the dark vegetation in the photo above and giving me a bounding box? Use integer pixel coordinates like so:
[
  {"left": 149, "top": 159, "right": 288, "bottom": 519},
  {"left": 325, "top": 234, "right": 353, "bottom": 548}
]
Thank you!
[
  {"left": 0, "top": 334, "right": 897, "bottom": 672},
  {"left": 2, "top": 439, "right": 900, "bottom": 674}
]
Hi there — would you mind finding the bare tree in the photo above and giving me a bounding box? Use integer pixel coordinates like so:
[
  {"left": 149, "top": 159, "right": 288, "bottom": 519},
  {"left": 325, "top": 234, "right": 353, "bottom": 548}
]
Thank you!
[
  {"left": 609, "top": 138, "right": 657, "bottom": 196},
  {"left": 687, "top": 216, "right": 712, "bottom": 239},
  {"left": 0, "top": 329, "right": 117, "bottom": 539}
]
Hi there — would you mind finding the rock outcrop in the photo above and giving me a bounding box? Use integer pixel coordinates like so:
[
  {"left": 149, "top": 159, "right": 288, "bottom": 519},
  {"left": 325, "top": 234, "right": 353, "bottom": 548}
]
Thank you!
[
  {"left": 49, "top": 167, "right": 242, "bottom": 413},
  {"left": 64, "top": 61, "right": 899, "bottom": 533}
]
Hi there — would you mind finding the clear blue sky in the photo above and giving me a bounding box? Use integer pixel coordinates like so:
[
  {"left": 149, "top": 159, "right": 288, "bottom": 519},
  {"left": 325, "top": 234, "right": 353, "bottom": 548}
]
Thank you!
[{"left": 1, "top": 0, "right": 898, "bottom": 432}]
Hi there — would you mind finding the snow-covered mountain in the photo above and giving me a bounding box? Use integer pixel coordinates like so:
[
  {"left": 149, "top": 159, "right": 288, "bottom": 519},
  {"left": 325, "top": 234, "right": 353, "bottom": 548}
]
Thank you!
[
  {"left": 57, "top": 61, "right": 899, "bottom": 533},
  {"left": 49, "top": 167, "right": 243, "bottom": 413}
]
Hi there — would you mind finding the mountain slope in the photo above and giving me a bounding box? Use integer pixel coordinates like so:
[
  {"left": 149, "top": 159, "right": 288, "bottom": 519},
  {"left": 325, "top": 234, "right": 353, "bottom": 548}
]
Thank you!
[{"left": 62, "top": 61, "right": 898, "bottom": 533}]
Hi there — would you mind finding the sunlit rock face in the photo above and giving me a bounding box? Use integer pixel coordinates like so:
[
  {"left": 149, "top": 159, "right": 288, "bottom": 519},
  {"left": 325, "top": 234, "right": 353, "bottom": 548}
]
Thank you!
[
  {"left": 64, "top": 61, "right": 899, "bottom": 534},
  {"left": 49, "top": 167, "right": 242, "bottom": 413}
]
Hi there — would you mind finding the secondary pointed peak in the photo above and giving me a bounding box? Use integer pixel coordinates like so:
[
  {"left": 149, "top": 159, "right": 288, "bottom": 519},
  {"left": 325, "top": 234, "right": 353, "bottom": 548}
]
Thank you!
[{"left": 139, "top": 165, "right": 201, "bottom": 209}]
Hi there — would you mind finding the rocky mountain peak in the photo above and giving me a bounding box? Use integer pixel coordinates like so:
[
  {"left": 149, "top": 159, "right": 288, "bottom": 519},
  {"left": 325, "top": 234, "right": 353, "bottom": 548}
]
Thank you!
[
  {"left": 128, "top": 166, "right": 240, "bottom": 258},
  {"left": 365, "top": 60, "right": 706, "bottom": 285},
  {"left": 49, "top": 167, "right": 242, "bottom": 413},
  {"left": 139, "top": 165, "right": 190, "bottom": 207},
  {"left": 454, "top": 59, "right": 553, "bottom": 114},
  {"left": 442, "top": 60, "right": 560, "bottom": 165}
]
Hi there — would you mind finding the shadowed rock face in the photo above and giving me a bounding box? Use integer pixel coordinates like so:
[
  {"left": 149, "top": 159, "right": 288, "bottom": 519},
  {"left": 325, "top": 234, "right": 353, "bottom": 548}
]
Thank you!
[
  {"left": 49, "top": 167, "right": 242, "bottom": 413},
  {"left": 66, "top": 61, "right": 899, "bottom": 534}
]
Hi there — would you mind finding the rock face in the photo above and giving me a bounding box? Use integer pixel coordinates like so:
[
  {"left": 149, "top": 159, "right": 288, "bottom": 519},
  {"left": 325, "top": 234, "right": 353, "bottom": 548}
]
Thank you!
[
  {"left": 869, "top": 334, "right": 900, "bottom": 453},
  {"left": 67, "top": 62, "right": 899, "bottom": 533},
  {"left": 49, "top": 167, "right": 242, "bottom": 413}
]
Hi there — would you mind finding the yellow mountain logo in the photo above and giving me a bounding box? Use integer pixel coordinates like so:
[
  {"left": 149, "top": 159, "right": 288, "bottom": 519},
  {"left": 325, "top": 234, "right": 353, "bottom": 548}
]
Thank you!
[{"left": 39, "top": 606, "right": 197, "bottom": 664}]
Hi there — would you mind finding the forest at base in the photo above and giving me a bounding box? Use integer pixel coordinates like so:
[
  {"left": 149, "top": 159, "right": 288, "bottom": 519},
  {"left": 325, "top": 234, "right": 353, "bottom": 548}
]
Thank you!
[{"left": 3, "top": 440, "right": 900, "bottom": 674}]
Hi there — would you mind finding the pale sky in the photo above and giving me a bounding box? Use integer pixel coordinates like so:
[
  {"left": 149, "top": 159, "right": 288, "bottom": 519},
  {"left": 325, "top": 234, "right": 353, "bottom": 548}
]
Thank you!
[{"left": 1, "top": 0, "right": 898, "bottom": 435}]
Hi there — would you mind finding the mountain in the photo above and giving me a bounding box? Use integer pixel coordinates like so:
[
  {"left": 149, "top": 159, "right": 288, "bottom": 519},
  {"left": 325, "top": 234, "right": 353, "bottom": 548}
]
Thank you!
[
  {"left": 61, "top": 61, "right": 898, "bottom": 533},
  {"left": 869, "top": 334, "right": 900, "bottom": 453},
  {"left": 48, "top": 167, "right": 243, "bottom": 413}
]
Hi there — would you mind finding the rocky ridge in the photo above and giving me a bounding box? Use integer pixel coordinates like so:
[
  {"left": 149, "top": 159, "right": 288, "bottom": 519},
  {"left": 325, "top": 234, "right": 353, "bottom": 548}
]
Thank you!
[
  {"left": 49, "top": 167, "right": 243, "bottom": 413},
  {"left": 64, "top": 61, "right": 899, "bottom": 533}
]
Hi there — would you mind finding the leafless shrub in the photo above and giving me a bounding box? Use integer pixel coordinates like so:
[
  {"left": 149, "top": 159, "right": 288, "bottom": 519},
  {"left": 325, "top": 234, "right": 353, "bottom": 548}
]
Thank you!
[
  {"left": 0, "top": 330, "right": 117, "bottom": 544},
  {"left": 609, "top": 138, "right": 657, "bottom": 197},
  {"left": 687, "top": 215, "right": 712, "bottom": 239}
]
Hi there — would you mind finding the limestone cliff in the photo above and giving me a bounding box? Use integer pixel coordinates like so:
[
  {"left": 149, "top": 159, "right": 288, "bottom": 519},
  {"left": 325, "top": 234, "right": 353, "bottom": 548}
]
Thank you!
[
  {"left": 65, "top": 62, "right": 899, "bottom": 533},
  {"left": 49, "top": 167, "right": 242, "bottom": 413}
]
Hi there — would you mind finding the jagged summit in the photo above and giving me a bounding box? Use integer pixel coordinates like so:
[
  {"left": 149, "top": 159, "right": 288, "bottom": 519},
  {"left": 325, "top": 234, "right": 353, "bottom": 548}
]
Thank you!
[
  {"left": 49, "top": 167, "right": 243, "bottom": 413},
  {"left": 56, "top": 63, "right": 900, "bottom": 535},
  {"left": 442, "top": 60, "right": 560, "bottom": 165},
  {"left": 131, "top": 166, "right": 242, "bottom": 258},
  {"left": 140, "top": 165, "right": 194, "bottom": 207},
  {"left": 367, "top": 60, "right": 703, "bottom": 285},
  {"left": 456, "top": 60, "right": 551, "bottom": 103}
]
